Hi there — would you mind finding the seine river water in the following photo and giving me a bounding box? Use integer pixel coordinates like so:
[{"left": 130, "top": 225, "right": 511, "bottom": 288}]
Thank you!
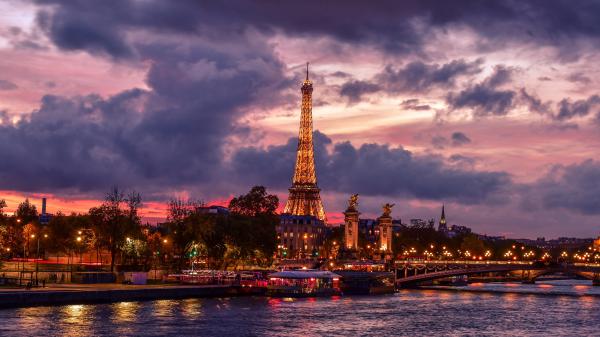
[{"left": 1, "top": 280, "right": 599, "bottom": 336}]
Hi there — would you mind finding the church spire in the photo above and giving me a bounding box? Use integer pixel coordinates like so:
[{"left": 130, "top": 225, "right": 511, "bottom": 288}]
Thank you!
[
  {"left": 438, "top": 204, "right": 448, "bottom": 233},
  {"left": 441, "top": 204, "right": 446, "bottom": 223}
]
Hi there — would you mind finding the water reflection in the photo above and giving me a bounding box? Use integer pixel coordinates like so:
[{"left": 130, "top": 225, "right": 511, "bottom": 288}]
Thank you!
[
  {"left": 152, "top": 299, "right": 175, "bottom": 318},
  {"left": 62, "top": 304, "right": 86, "bottom": 323},
  {"left": 0, "top": 281, "right": 599, "bottom": 336},
  {"left": 180, "top": 298, "right": 202, "bottom": 319},
  {"left": 112, "top": 301, "right": 140, "bottom": 323}
]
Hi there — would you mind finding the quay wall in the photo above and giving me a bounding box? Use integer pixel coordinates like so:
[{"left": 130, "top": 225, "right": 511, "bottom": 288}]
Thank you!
[{"left": 0, "top": 285, "right": 264, "bottom": 309}]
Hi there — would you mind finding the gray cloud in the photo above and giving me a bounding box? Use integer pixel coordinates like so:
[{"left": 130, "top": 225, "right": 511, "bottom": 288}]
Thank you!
[
  {"left": 0, "top": 80, "right": 18, "bottom": 90},
  {"left": 451, "top": 132, "right": 471, "bottom": 146},
  {"left": 0, "top": 32, "right": 290, "bottom": 198},
  {"left": 339, "top": 80, "right": 381, "bottom": 103},
  {"left": 567, "top": 72, "right": 592, "bottom": 85},
  {"left": 446, "top": 66, "right": 516, "bottom": 116},
  {"left": 400, "top": 99, "right": 431, "bottom": 111},
  {"left": 555, "top": 95, "right": 600, "bottom": 121},
  {"left": 374, "top": 59, "right": 483, "bottom": 94},
  {"left": 340, "top": 58, "right": 483, "bottom": 102},
  {"left": 524, "top": 160, "right": 600, "bottom": 215},
  {"left": 34, "top": 0, "right": 600, "bottom": 60},
  {"left": 232, "top": 131, "right": 511, "bottom": 205}
]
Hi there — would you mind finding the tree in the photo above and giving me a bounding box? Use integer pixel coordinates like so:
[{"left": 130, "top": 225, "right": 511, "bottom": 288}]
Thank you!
[
  {"left": 46, "top": 212, "right": 83, "bottom": 261},
  {"left": 0, "top": 217, "right": 24, "bottom": 256},
  {"left": 90, "top": 187, "right": 142, "bottom": 272},
  {"left": 0, "top": 199, "right": 8, "bottom": 257},
  {"left": 227, "top": 186, "right": 279, "bottom": 268},
  {"left": 16, "top": 198, "right": 38, "bottom": 224},
  {"left": 166, "top": 198, "right": 204, "bottom": 271},
  {"left": 195, "top": 213, "right": 227, "bottom": 269},
  {"left": 0, "top": 199, "right": 6, "bottom": 218},
  {"left": 229, "top": 186, "right": 278, "bottom": 217}
]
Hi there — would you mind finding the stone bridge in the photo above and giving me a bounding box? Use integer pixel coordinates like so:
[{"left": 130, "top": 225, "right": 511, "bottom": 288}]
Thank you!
[{"left": 394, "top": 260, "right": 600, "bottom": 287}]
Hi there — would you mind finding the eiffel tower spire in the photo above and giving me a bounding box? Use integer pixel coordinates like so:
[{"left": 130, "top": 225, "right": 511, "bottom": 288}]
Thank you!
[{"left": 283, "top": 63, "right": 326, "bottom": 221}]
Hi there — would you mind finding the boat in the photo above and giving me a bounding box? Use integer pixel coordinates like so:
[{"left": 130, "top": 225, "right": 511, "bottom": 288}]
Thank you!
[{"left": 267, "top": 270, "right": 342, "bottom": 297}]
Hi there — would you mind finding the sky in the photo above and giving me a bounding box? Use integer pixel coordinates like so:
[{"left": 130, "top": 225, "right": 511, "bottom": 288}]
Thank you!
[{"left": 0, "top": 0, "right": 599, "bottom": 238}]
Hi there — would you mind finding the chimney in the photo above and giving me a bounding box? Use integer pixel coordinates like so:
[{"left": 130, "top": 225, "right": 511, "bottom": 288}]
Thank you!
[{"left": 42, "top": 198, "right": 47, "bottom": 215}]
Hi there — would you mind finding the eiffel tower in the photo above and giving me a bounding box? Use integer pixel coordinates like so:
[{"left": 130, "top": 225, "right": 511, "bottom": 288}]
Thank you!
[{"left": 283, "top": 63, "right": 326, "bottom": 222}]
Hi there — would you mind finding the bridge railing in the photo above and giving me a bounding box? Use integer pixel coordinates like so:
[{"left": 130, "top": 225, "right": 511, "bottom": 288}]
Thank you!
[{"left": 394, "top": 260, "right": 534, "bottom": 266}]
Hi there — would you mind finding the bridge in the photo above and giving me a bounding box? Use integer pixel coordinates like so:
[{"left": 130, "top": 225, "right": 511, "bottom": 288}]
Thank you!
[{"left": 394, "top": 260, "right": 600, "bottom": 287}]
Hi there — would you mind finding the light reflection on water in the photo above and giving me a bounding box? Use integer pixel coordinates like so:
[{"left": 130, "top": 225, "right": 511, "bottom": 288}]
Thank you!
[{"left": 0, "top": 280, "right": 599, "bottom": 336}]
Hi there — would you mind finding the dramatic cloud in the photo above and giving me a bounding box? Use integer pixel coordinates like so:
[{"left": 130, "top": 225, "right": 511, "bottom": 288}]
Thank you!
[
  {"left": 0, "top": 33, "right": 290, "bottom": 197},
  {"left": 374, "top": 59, "right": 483, "bottom": 94},
  {"left": 446, "top": 66, "right": 516, "bottom": 117},
  {"left": 525, "top": 160, "right": 600, "bottom": 215},
  {"left": 340, "top": 59, "right": 482, "bottom": 102},
  {"left": 232, "top": 131, "right": 511, "bottom": 204},
  {"left": 34, "top": 1, "right": 600, "bottom": 58},
  {"left": 0, "top": 0, "right": 599, "bottom": 236},
  {"left": 340, "top": 59, "right": 483, "bottom": 102}
]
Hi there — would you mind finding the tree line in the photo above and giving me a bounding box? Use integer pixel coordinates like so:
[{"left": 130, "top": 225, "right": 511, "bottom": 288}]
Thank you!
[{"left": 0, "top": 186, "right": 279, "bottom": 272}]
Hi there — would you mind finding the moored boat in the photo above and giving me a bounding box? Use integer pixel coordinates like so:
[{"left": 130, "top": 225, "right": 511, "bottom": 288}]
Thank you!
[{"left": 267, "top": 270, "right": 342, "bottom": 297}]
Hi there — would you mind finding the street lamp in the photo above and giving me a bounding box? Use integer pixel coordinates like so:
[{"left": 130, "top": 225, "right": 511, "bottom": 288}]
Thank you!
[{"left": 76, "top": 236, "right": 83, "bottom": 264}]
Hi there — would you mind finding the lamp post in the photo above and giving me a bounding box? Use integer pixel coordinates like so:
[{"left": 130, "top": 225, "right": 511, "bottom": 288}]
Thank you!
[
  {"left": 76, "top": 235, "right": 82, "bottom": 264},
  {"left": 32, "top": 233, "right": 39, "bottom": 285}
]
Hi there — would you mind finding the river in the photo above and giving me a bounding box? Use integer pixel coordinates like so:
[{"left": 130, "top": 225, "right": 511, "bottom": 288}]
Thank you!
[{"left": 1, "top": 280, "right": 599, "bottom": 336}]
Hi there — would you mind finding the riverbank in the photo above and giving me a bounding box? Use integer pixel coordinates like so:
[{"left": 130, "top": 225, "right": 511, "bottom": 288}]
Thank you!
[{"left": 0, "top": 283, "right": 264, "bottom": 309}]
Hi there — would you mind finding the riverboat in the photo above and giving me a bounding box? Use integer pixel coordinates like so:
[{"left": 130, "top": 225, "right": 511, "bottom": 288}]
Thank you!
[{"left": 267, "top": 270, "right": 342, "bottom": 297}]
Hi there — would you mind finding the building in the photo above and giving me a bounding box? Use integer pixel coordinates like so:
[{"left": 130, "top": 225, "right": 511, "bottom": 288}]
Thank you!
[
  {"left": 277, "top": 64, "right": 328, "bottom": 258},
  {"left": 197, "top": 205, "right": 230, "bottom": 215},
  {"left": 409, "top": 219, "right": 429, "bottom": 228},
  {"left": 39, "top": 197, "right": 52, "bottom": 225},
  {"left": 278, "top": 214, "right": 327, "bottom": 258},
  {"left": 359, "top": 218, "right": 379, "bottom": 244},
  {"left": 447, "top": 225, "right": 472, "bottom": 237},
  {"left": 437, "top": 205, "right": 448, "bottom": 234}
]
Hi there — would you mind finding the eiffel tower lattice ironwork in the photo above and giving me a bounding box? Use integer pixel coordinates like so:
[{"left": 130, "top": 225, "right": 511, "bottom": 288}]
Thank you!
[{"left": 283, "top": 63, "right": 326, "bottom": 221}]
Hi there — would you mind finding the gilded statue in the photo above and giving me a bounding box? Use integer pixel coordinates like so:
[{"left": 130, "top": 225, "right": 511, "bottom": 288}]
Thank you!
[
  {"left": 348, "top": 194, "right": 359, "bottom": 210},
  {"left": 382, "top": 203, "right": 395, "bottom": 217}
]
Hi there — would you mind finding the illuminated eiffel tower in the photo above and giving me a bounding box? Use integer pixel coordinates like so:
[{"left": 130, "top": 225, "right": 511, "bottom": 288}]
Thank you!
[{"left": 283, "top": 63, "right": 326, "bottom": 222}]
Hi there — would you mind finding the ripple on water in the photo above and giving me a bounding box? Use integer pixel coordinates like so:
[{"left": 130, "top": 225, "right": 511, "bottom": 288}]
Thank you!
[{"left": 0, "top": 282, "right": 599, "bottom": 336}]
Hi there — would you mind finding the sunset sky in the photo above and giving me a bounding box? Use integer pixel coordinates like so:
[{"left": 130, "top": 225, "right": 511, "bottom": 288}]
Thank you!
[{"left": 1, "top": 1, "right": 599, "bottom": 238}]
